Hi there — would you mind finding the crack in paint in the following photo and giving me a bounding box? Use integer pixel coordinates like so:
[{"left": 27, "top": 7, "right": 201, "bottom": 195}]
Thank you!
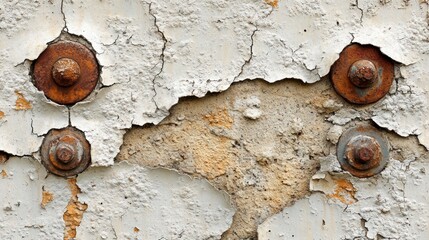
[
  {"left": 60, "top": 0, "right": 68, "bottom": 32},
  {"left": 147, "top": 2, "right": 167, "bottom": 113}
]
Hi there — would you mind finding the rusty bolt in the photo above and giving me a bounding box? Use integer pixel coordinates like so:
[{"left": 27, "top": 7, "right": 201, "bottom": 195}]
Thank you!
[
  {"left": 348, "top": 60, "right": 378, "bottom": 88},
  {"left": 51, "top": 58, "right": 81, "bottom": 87},
  {"left": 337, "top": 125, "right": 389, "bottom": 178},
  {"left": 55, "top": 142, "right": 76, "bottom": 164},
  {"left": 33, "top": 40, "right": 99, "bottom": 105},
  {"left": 345, "top": 135, "right": 381, "bottom": 171},
  {"left": 330, "top": 44, "right": 394, "bottom": 104},
  {"left": 41, "top": 127, "right": 91, "bottom": 177}
]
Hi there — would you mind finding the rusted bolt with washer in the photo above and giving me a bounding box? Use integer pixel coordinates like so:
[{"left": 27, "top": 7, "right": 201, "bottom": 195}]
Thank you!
[
  {"left": 330, "top": 44, "right": 394, "bottom": 104},
  {"left": 337, "top": 125, "right": 389, "bottom": 178},
  {"left": 33, "top": 40, "right": 99, "bottom": 105},
  {"left": 41, "top": 127, "right": 91, "bottom": 177}
]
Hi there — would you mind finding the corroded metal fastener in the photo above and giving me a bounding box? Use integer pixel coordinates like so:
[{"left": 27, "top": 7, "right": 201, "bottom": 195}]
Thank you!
[
  {"left": 33, "top": 40, "right": 99, "bottom": 105},
  {"left": 330, "top": 44, "right": 394, "bottom": 104},
  {"left": 337, "top": 125, "right": 389, "bottom": 178},
  {"left": 41, "top": 127, "right": 91, "bottom": 177}
]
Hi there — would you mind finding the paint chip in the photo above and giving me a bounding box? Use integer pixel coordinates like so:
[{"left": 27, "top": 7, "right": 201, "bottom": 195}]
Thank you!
[
  {"left": 63, "top": 178, "right": 88, "bottom": 240},
  {"left": 327, "top": 179, "right": 357, "bottom": 205},
  {"left": 41, "top": 187, "right": 54, "bottom": 208},
  {"left": 15, "top": 91, "right": 32, "bottom": 110},
  {"left": 264, "top": 0, "right": 279, "bottom": 7}
]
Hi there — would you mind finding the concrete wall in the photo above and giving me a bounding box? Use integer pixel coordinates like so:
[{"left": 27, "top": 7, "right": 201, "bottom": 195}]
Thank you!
[{"left": 0, "top": 0, "right": 428, "bottom": 239}]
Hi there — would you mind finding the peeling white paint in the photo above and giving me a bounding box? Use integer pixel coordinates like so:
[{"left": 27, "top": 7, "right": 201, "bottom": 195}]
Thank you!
[
  {"left": 259, "top": 158, "right": 429, "bottom": 240},
  {"left": 0, "top": 157, "right": 69, "bottom": 239},
  {"left": 76, "top": 162, "right": 235, "bottom": 239},
  {"left": 0, "top": 158, "right": 235, "bottom": 239}
]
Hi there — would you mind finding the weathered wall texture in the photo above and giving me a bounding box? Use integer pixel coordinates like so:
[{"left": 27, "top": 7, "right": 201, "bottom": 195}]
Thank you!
[{"left": 0, "top": 0, "right": 429, "bottom": 239}]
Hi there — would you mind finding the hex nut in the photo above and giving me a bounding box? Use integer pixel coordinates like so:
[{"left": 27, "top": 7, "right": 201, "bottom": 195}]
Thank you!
[
  {"left": 41, "top": 127, "right": 91, "bottom": 177},
  {"left": 33, "top": 40, "right": 99, "bottom": 105},
  {"left": 337, "top": 125, "right": 389, "bottom": 178},
  {"left": 330, "top": 44, "right": 394, "bottom": 104}
]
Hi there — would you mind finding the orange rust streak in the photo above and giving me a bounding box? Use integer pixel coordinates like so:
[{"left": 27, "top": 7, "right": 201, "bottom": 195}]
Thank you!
[
  {"left": 14, "top": 91, "right": 32, "bottom": 110},
  {"left": 327, "top": 179, "right": 357, "bottom": 205},
  {"left": 0, "top": 111, "right": 4, "bottom": 119},
  {"left": 264, "top": 0, "right": 279, "bottom": 7},
  {"left": 41, "top": 188, "right": 54, "bottom": 208},
  {"left": 63, "top": 178, "right": 88, "bottom": 240},
  {"left": 1, "top": 170, "right": 7, "bottom": 178}
]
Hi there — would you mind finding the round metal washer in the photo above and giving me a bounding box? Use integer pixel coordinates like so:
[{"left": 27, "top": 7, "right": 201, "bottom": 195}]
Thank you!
[
  {"left": 337, "top": 125, "right": 389, "bottom": 178},
  {"left": 330, "top": 44, "right": 394, "bottom": 104},
  {"left": 33, "top": 41, "right": 99, "bottom": 105},
  {"left": 41, "top": 127, "right": 91, "bottom": 177}
]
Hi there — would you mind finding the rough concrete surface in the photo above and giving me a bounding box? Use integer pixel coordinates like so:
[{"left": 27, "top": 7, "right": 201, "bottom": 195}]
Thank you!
[{"left": 0, "top": 0, "right": 429, "bottom": 239}]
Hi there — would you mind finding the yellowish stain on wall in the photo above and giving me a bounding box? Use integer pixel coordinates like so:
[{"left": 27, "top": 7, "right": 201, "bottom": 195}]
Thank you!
[
  {"left": 63, "top": 178, "right": 88, "bottom": 240},
  {"left": 0, "top": 170, "right": 7, "bottom": 178},
  {"left": 327, "top": 179, "right": 357, "bottom": 205},
  {"left": 203, "top": 108, "right": 233, "bottom": 129},
  {"left": 41, "top": 188, "right": 54, "bottom": 208},
  {"left": 264, "top": 0, "right": 279, "bottom": 7},
  {"left": 15, "top": 91, "right": 32, "bottom": 110}
]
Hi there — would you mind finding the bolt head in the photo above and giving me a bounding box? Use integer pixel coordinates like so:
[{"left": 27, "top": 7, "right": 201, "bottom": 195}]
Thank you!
[
  {"left": 51, "top": 58, "right": 81, "bottom": 87},
  {"left": 354, "top": 146, "right": 374, "bottom": 163},
  {"left": 55, "top": 143, "right": 75, "bottom": 164},
  {"left": 345, "top": 135, "right": 382, "bottom": 171},
  {"left": 348, "top": 60, "right": 378, "bottom": 88}
]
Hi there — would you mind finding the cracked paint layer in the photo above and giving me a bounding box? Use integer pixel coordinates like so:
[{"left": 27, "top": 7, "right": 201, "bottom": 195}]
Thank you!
[
  {"left": 0, "top": 0, "right": 68, "bottom": 156},
  {"left": 1, "top": 0, "right": 429, "bottom": 239},
  {"left": 0, "top": 0, "right": 428, "bottom": 166}
]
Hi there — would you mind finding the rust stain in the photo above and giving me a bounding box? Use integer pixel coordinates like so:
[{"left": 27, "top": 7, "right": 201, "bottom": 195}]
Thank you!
[
  {"left": 134, "top": 227, "right": 140, "bottom": 233},
  {"left": 41, "top": 187, "right": 54, "bottom": 208},
  {"left": 203, "top": 108, "right": 233, "bottom": 129},
  {"left": 328, "top": 179, "right": 357, "bottom": 205},
  {"left": 0, "top": 152, "right": 8, "bottom": 164},
  {"left": 264, "top": 0, "right": 279, "bottom": 7},
  {"left": 1, "top": 170, "right": 7, "bottom": 178},
  {"left": 63, "top": 178, "right": 88, "bottom": 240},
  {"left": 0, "top": 111, "right": 4, "bottom": 119},
  {"left": 15, "top": 91, "right": 32, "bottom": 110}
]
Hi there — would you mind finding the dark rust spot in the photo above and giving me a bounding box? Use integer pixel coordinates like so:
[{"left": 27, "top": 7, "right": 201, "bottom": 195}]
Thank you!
[
  {"left": 330, "top": 44, "right": 394, "bottom": 104},
  {"left": 33, "top": 41, "right": 99, "bottom": 105}
]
